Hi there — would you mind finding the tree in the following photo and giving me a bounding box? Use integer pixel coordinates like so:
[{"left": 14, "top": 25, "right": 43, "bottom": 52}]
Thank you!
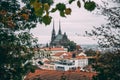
[
  {"left": 87, "top": 0, "right": 120, "bottom": 49},
  {"left": 92, "top": 50, "right": 120, "bottom": 80},
  {"left": 67, "top": 41, "right": 77, "bottom": 51},
  {"left": 85, "top": 49, "right": 96, "bottom": 56},
  {"left": 86, "top": 0, "right": 120, "bottom": 79},
  {"left": 0, "top": 0, "right": 97, "bottom": 79},
  {"left": 84, "top": 49, "right": 97, "bottom": 64},
  {"left": 0, "top": 0, "right": 38, "bottom": 79}
]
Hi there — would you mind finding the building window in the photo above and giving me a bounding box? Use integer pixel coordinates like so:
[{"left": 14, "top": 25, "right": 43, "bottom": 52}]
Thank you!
[{"left": 56, "top": 66, "right": 65, "bottom": 71}]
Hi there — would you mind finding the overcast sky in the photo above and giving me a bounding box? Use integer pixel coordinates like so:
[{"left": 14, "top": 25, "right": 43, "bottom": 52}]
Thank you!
[{"left": 30, "top": 0, "right": 107, "bottom": 45}]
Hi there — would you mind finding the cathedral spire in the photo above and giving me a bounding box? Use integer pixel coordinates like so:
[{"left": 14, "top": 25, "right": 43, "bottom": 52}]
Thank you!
[
  {"left": 53, "top": 20, "right": 55, "bottom": 32},
  {"left": 51, "top": 20, "right": 56, "bottom": 42},
  {"left": 58, "top": 20, "right": 62, "bottom": 35}
]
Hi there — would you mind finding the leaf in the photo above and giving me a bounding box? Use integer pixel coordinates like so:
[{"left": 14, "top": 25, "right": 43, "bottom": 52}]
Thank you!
[
  {"left": 32, "top": 0, "right": 42, "bottom": 11},
  {"left": 51, "top": 8, "right": 57, "bottom": 12},
  {"left": 34, "top": 7, "right": 44, "bottom": 17},
  {"left": 84, "top": 1, "right": 96, "bottom": 11},
  {"left": 42, "top": 15, "right": 52, "bottom": 25},
  {"left": 69, "top": 0, "right": 75, "bottom": 4},
  {"left": 44, "top": 3, "right": 50, "bottom": 11},
  {"left": 56, "top": 3, "right": 66, "bottom": 11},
  {"left": 77, "top": 0, "right": 81, "bottom": 8},
  {"left": 39, "top": 0, "right": 53, "bottom": 5},
  {"left": 65, "top": 8, "right": 72, "bottom": 15},
  {"left": 21, "top": 13, "right": 29, "bottom": 20},
  {"left": 60, "top": 11, "right": 66, "bottom": 17}
]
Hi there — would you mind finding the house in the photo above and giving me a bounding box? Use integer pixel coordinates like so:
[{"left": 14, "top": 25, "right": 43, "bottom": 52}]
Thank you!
[
  {"left": 42, "top": 47, "right": 68, "bottom": 55},
  {"left": 33, "top": 48, "right": 51, "bottom": 59},
  {"left": 53, "top": 52, "right": 88, "bottom": 71},
  {"left": 39, "top": 59, "right": 55, "bottom": 70},
  {"left": 33, "top": 46, "right": 68, "bottom": 60}
]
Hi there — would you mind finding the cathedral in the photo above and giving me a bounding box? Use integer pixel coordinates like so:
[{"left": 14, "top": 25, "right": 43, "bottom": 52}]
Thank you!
[{"left": 50, "top": 21, "right": 70, "bottom": 46}]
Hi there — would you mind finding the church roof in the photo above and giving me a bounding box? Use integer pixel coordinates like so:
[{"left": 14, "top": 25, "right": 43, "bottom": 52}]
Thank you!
[
  {"left": 53, "top": 34, "right": 63, "bottom": 42},
  {"left": 50, "top": 21, "right": 70, "bottom": 46}
]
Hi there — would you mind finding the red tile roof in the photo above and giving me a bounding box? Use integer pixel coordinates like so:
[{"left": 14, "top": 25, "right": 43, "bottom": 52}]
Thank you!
[
  {"left": 25, "top": 69, "right": 97, "bottom": 80},
  {"left": 76, "top": 55, "right": 87, "bottom": 59},
  {"left": 53, "top": 52, "right": 88, "bottom": 59},
  {"left": 53, "top": 52, "right": 72, "bottom": 57},
  {"left": 33, "top": 47, "right": 66, "bottom": 51},
  {"left": 43, "top": 47, "right": 65, "bottom": 51}
]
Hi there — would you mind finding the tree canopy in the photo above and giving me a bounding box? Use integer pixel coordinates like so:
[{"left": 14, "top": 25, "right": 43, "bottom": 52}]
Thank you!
[
  {"left": 88, "top": 0, "right": 120, "bottom": 49},
  {"left": 0, "top": 0, "right": 97, "bottom": 80},
  {"left": 87, "top": 0, "right": 120, "bottom": 79}
]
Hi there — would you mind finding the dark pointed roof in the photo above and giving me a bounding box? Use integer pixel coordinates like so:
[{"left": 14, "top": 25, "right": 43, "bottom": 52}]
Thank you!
[
  {"left": 51, "top": 20, "right": 56, "bottom": 42},
  {"left": 52, "top": 20, "right": 55, "bottom": 34},
  {"left": 50, "top": 20, "right": 70, "bottom": 46},
  {"left": 58, "top": 20, "right": 62, "bottom": 35}
]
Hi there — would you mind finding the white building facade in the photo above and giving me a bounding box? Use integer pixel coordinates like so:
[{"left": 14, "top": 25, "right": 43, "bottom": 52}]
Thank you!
[{"left": 54, "top": 52, "right": 88, "bottom": 71}]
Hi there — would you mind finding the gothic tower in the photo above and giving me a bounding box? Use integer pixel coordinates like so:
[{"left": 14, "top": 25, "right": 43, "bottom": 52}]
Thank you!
[
  {"left": 50, "top": 20, "right": 71, "bottom": 47},
  {"left": 58, "top": 20, "right": 62, "bottom": 35},
  {"left": 51, "top": 20, "right": 56, "bottom": 43}
]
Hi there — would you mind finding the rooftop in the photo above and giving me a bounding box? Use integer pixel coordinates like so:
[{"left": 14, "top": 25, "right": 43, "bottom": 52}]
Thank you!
[
  {"left": 43, "top": 47, "right": 65, "bottom": 51},
  {"left": 25, "top": 69, "right": 97, "bottom": 80},
  {"left": 53, "top": 52, "right": 89, "bottom": 59}
]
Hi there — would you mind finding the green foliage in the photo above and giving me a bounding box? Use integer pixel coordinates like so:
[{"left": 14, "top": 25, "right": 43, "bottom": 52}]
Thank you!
[
  {"left": 60, "top": 11, "right": 66, "bottom": 17},
  {"left": 0, "top": 0, "right": 97, "bottom": 79},
  {"left": 85, "top": 49, "right": 96, "bottom": 56},
  {"left": 67, "top": 41, "right": 77, "bottom": 51},
  {"left": 27, "top": 0, "right": 96, "bottom": 25},
  {"left": 69, "top": 0, "right": 75, "bottom": 4},
  {"left": 60, "top": 39, "right": 76, "bottom": 51},
  {"left": 51, "top": 8, "right": 57, "bottom": 12},
  {"left": 42, "top": 15, "right": 52, "bottom": 25},
  {"left": 0, "top": 0, "right": 38, "bottom": 80},
  {"left": 85, "top": 49, "right": 97, "bottom": 64},
  {"left": 39, "top": 0, "right": 54, "bottom": 5},
  {"left": 56, "top": 3, "right": 66, "bottom": 12},
  {"left": 56, "top": 3, "right": 67, "bottom": 17},
  {"left": 92, "top": 51, "right": 120, "bottom": 80},
  {"left": 87, "top": 1, "right": 120, "bottom": 49},
  {"left": 88, "top": 1, "right": 120, "bottom": 79},
  {"left": 84, "top": 1, "right": 96, "bottom": 11}
]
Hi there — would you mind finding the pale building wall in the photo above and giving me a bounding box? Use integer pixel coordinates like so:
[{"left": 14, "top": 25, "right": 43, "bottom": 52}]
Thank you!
[
  {"left": 40, "top": 63, "right": 55, "bottom": 70},
  {"left": 51, "top": 50, "right": 67, "bottom": 55},
  {"left": 54, "top": 58, "right": 88, "bottom": 71}
]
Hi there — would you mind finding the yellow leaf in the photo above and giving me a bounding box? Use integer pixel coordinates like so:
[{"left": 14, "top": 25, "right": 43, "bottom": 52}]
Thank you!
[
  {"left": 65, "top": 8, "right": 72, "bottom": 15},
  {"left": 44, "top": 3, "right": 50, "bottom": 11},
  {"left": 22, "top": 13, "right": 29, "bottom": 20},
  {"left": 32, "top": 0, "right": 42, "bottom": 11}
]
